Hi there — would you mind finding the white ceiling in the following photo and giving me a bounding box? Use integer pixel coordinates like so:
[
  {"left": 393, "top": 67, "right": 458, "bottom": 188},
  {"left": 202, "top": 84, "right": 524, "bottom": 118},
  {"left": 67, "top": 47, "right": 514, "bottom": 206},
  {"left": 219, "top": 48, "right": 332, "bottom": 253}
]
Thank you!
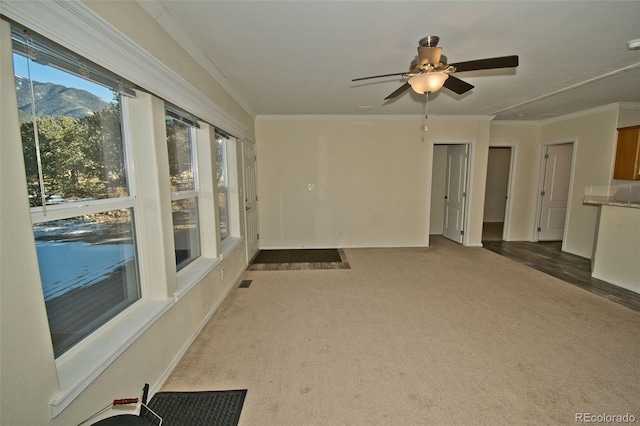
[{"left": 139, "top": 1, "right": 640, "bottom": 121}]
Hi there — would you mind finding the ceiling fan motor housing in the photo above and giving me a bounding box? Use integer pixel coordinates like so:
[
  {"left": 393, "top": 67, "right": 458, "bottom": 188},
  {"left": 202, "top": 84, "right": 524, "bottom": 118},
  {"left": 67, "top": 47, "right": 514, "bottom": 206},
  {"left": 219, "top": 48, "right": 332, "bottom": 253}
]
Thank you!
[{"left": 417, "top": 36, "right": 443, "bottom": 68}]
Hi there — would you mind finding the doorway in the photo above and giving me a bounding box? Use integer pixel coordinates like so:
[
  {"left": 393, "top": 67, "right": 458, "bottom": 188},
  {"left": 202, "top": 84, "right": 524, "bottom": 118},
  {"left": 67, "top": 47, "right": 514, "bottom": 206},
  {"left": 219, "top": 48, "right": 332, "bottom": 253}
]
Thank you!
[
  {"left": 482, "top": 147, "right": 513, "bottom": 241},
  {"left": 536, "top": 143, "right": 574, "bottom": 241},
  {"left": 430, "top": 143, "right": 470, "bottom": 245}
]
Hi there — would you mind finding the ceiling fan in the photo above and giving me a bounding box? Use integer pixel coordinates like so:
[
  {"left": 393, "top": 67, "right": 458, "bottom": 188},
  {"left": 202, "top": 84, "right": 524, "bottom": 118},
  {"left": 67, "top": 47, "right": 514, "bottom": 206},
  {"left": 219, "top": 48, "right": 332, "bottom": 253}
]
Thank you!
[{"left": 353, "top": 36, "right": 519, "bottom": 100}]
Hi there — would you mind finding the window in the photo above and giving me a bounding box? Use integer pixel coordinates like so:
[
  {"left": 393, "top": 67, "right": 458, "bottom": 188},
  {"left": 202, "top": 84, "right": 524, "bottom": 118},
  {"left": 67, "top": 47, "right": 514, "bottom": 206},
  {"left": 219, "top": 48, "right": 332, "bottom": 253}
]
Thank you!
[
  {"left": 12, "top": 26, "right": 140, "bottom": 357},
  {"left": 215, "top": 130, "right": 230, "bottom": 241},
  {"left": 166, "top": 106, "right": 201, "bottom": 270}
]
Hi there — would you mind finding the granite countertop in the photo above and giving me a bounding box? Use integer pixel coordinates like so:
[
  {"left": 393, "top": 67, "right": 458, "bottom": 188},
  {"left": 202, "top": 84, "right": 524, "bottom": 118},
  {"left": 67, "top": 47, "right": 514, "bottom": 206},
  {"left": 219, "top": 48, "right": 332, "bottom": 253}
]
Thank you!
[{"left": 583, "top": 195, "right": 640, "bottom": 209}]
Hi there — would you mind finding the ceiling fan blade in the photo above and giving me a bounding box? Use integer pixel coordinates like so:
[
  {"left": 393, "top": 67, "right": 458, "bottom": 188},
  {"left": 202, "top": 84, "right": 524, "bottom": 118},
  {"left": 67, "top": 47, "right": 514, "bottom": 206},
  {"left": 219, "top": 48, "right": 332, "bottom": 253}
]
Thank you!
[
  {"left": 352, "top": 72, "right": 409, "bottom": 82},
  {"left": 384, "top": 82, "right": 411, "bottom": 100},
  {"left": 450, "top": 55, "right": 519, "bottom": 73},
  {"left": 443, "top": 75, "right": 474, "bottom": 94}
]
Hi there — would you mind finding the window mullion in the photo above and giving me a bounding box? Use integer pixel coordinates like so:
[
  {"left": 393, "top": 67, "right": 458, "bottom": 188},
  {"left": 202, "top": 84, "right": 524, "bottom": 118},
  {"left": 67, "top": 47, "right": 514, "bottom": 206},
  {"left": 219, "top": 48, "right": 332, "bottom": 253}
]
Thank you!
[
  {"left": 30, "top": 198, "right": 136, "bottom": 224},
  {"left": 171, "top": 190, "right": 198, "bottom": 202}
]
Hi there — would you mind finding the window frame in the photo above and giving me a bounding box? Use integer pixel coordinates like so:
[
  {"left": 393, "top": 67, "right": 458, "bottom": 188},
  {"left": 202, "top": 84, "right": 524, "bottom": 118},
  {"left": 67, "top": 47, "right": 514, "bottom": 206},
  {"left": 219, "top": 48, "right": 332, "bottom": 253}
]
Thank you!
[
  {"left": 216, "top": 129, "right": 231, "bottom": 242},
  {"left": 166, "top": 109, "right": 202, "bottom": 271},
  {"left": 26, "top": 95, "right": 140, "bottom": 223},
  {"left": 13, "top": 40, "right": 145, "bottom": 358}
]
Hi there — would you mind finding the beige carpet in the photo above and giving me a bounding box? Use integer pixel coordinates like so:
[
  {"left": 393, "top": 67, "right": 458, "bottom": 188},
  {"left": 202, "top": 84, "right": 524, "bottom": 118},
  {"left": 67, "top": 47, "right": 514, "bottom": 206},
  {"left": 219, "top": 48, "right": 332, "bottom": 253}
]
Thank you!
[{"left": 161, "top": 236, "right": 640, "bottom": 425}]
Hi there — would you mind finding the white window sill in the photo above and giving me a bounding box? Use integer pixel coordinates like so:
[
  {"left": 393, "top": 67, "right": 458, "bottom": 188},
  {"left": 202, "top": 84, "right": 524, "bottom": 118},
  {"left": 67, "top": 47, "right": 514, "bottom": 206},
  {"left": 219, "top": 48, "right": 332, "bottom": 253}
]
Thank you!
[
  {"left": 220, "top": 236, "right": 242, "bottom": 257},
  {"left": 175, "top": 257, "right": 221, "bottom": 300},
  {"left": 50, "top": 299, "right": 172, "bottom": 418},
  {"left": 173, "top": 237, "right": 243, "bottom": 301}
]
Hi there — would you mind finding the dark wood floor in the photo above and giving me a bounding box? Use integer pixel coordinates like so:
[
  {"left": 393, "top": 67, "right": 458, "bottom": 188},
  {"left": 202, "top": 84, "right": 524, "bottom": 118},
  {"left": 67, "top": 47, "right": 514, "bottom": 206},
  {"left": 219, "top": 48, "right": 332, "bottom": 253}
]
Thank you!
[{"left": 482, "top": 239, "right": 640, "bottom": 312}]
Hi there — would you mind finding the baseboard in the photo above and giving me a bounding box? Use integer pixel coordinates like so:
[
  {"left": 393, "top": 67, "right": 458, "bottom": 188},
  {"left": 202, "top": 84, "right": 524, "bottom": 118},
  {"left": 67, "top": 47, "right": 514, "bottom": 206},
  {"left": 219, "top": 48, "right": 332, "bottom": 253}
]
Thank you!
[
  {"left": 258, "top": 243, "right": 430, "bottom": 250},
  {"left": 150, "top": 266, "right": 245, "bottom": 398},
  {"left": 591, "top": 272, "right": 640, "bottom": 295}
]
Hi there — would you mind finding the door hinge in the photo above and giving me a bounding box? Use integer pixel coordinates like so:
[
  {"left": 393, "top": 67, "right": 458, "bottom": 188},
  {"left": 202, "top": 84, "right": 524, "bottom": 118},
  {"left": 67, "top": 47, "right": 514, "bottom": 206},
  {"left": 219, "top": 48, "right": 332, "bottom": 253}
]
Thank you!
[
  {"left": 537, "top": 227, "right": 542, "bottom": 232},
  {"left": 460, "top": 230, "right": 465, "bottom": 236},
  {"left": 544, "top": 153, "right": 549, "bottom": 159},
  {"left": 255, "top": 195, "right": 258, "bottom": 201},
  {"left": 462, "top": 192, "right": 467, "bottom": 197},
  {"left": 540, "top": 191, "right": 545, "bottom": 196},
  {"left": 257, "top": 233, "right": 260, "bottom": 240}
]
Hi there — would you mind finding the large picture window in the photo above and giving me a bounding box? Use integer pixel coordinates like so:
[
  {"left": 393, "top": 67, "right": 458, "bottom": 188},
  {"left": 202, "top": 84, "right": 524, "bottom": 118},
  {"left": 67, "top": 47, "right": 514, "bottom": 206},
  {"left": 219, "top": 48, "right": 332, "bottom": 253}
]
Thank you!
[
  {"left": 12, "top": 26, "right": 140, "bottom": 357},
  {"left": 166, "top": 106, "right": 201, "bottom": 270}
]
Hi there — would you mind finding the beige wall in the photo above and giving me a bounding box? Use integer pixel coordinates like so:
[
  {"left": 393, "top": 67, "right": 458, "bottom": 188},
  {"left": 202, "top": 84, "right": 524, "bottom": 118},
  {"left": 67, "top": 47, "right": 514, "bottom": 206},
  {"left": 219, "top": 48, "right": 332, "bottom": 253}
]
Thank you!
[
  {"left": 255, "top": 118, "right": 429, "bottom": 247},
  {"left": 0, "top": 2, "right": 253, "bottom": 424},
  {"left": 539, "top": 109, "right": 619, "bottom": 258},
  {"left": 592, "top": 206, "right": 640, "bottom": 293},
  {"left": 616, "top": 106, "right": 640, "bottom": 130},
  {"left": 0, "top": 19, "right": 62, "bottom": 425},
  {"left": 430, "top": 145, "right": 447, "bottom": 234},
  {"left": 256, "top": 111, "right": 633, "bottom": 254},
  {"left": 255, "top": 117, "right": 492, "bottom": 248}
]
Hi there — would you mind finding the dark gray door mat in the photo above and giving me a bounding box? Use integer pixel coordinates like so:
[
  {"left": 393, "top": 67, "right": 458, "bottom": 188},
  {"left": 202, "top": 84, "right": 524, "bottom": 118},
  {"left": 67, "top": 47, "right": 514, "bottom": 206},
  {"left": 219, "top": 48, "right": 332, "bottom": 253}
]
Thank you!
[
  {"left": 248, "top": 249, "right": 350, "bottom": 270},
  {"left": 142, "top": 389, "right": 247, "bottom": 426}
]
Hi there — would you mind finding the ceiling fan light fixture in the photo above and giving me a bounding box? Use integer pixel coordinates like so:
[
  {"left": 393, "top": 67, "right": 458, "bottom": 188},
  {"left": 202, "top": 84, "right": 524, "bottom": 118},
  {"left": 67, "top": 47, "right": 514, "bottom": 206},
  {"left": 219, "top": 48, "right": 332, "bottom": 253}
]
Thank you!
[{"left": 408, "top": 72, "right": 449, "bottom": 94}]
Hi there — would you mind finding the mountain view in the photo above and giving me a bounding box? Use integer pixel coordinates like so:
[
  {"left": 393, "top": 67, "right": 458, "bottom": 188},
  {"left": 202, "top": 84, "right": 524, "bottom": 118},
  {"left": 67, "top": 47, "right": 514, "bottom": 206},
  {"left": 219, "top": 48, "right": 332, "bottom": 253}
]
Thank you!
[{"left": 15, "top": 76, "right": 110, "bottom": 122}]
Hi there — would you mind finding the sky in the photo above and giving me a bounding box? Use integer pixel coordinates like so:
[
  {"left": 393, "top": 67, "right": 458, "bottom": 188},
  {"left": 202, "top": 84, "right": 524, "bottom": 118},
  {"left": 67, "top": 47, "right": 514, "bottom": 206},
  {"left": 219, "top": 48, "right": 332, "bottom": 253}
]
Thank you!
[{"left": 13, "top": 52, "right": 115, "bottom": 103}]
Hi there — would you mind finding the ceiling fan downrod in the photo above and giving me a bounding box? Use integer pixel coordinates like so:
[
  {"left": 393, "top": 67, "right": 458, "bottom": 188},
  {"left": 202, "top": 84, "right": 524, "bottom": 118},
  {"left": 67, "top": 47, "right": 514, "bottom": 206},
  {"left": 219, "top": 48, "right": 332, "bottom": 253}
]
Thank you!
[{"left": 419, "top": 35, "right": 439, "bottom": 48}]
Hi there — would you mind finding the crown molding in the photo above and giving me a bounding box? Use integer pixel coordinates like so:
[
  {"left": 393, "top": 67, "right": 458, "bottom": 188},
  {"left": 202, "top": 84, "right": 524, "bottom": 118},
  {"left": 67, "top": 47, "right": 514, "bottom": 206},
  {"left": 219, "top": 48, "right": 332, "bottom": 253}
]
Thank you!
[
  {"left": 619, "top": 102, "right": 640, "bottom": 111},
  {"left": 539, "top": 103, "right": 633, "bottom": 125},
  {"left": 1, "top": 0, "right": 247, "bottom": 138},
  {"left": 491, "top": 120, "right": 541, "bottom": 126},
  {"left": 255, "top": 114, "right": 496, "bottom": 122},
  {"left": 135, "top": 1, "right": 256, "bottom": 119}
]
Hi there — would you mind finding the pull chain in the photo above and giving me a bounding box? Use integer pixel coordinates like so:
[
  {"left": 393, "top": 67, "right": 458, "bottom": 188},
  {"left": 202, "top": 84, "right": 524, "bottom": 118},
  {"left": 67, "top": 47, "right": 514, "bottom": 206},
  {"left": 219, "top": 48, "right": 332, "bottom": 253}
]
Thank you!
[{"left": 422, "top": 92, "right": 429, "bottom": 131}]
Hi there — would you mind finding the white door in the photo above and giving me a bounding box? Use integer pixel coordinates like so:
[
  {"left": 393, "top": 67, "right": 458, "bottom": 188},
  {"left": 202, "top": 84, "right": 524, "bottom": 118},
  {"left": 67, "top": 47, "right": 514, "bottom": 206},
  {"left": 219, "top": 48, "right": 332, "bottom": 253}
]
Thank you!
[
  {"left": 243, "top": 139, "right": 259, "bottom": 261},
  {"left": 538, "top": 143, "right": 573, "bottom": 241},
  {"left": 443, "top": 144, "right": 469, "bottom": 244}
]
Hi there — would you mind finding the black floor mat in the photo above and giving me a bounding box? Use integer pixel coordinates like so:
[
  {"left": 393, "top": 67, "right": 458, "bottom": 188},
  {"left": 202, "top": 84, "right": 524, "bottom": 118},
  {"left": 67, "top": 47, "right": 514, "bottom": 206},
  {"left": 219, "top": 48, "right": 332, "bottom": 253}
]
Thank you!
[
  {"left": 252, "top": 249, "right": 342, "bottom": 264},
  {"left": 142, "top": 390, "right": 247, "bottom": 426}
]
